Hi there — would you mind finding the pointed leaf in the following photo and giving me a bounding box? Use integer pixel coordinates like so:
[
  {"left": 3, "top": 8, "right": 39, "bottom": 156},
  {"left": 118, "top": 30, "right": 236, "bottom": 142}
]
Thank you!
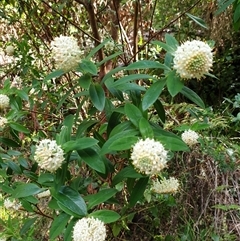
[
  {"left": 181, "top": 86, "right": 205, "bottom": 108},
  {"left": 50, "top": 213, "right": 70, "bottom": 240},
  {"left": 89, "top": 210, "right": 121, "bottom": 223},
  {"left": 84, "top": 189, "right": 118, "bottom": 209},
  {"left": 142, "top": 79, "right": 166, "bottom": 111},
  {"left": 139, "top": 118, "right": 154, "bottom": 138},
  {"left": 153, "top": 100, "right": 165, "bottom": 124},
  {"left": 186, "top": 13, "right": 208, "bottom": 29},
  {"left": 62, "top": 138, "right": 99, "bottom": 152},
  {"left": 89, "top": 83, "right": 105, "bottom": 111},
  {"left": 78, "top": 60, "right": 98, "bottom": 75},
  {"left": 124, "top": 103, "right": 143, "bottom": 127},
  {"left": 52, "top": 186, "right": 87, "bottom": 217},
  {"left": 14, "top": 183, "right": 43, "bottom": 198},
  {"left": 9, "top": 122, "right": 30, "bottom": 134},
  {"left": 167, "top": 71, "right": 183, "bottom": 97},
  {"left": 44, "top": 69, "right": 64, "bottom": 81},
  {"left": 109, "top": 136, "right": 138, "bottom": 151},
  {"left": 125, "top": 60, "right": 170, "bottom": 71}
]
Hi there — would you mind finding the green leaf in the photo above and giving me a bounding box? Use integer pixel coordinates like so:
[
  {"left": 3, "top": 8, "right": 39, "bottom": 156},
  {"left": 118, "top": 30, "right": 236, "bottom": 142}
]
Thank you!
[
  {"left": 165, "top": 34, "right": 179, "bottom": 51},
  {"left": 125, "top": 60, "right": 170, "bottom": 71},
  {"left": 112, "top": 166, "right": 143, "bottom": 186},
  {"left": 5, "top": 160, "right": 22, "bottom": 174},
  {"left": 0, "top": 137, "right": 20, "bottom": 147},
  {"left": 78, "top": 148, "right": 105, "bottom": 173},
  {"left": 215, "top": 0, "right": 235, "bottom": 15},
  {"left": 16, "top": 89, "right": 29, "bottom": 101},
  {"left": 20, "top": 217, "right": 37, "bottom": 236},
  {"left": 97, "top": 52, "right": 122, "bottom": 66},
  {"left": 44, "top": 69, "right": 64, "bottom": 81},
  {"left": 154, "top": 100, "right": 165, "bottom": 124},
  {"left": 38, "top": 173, "right": 54, "bottom": 185},
  {"left": 89, "top": 210, "right": 121, "bottom": 223},
  {"left": 139, "top": 118, "right": 154, "bottom": 138},
  {"left": 167, "top": 71, "right": 183, "bottom": 97},
  {"left": 152, "top": 40, "right": 176, "bottom": 55},
  {"left": 86, "top": 38, "right": 111, "bottom": 59},
  {"left": 109, "top": 136, "right": 138, "bottom": 151},
  {"left": 89, "top": 83, "right": 105, "bottom": 111},
  {"left": 9, "top": 122, "right": 30, "bottom": 134},
  {"left": 78, "top": 74, "right": 91, "bottom": 89},
  {"left": 155, "top": 134, "right": 189, "bottom": 151},
  {"left": 142, "top": 79, "right": 166, "bottom": 111},
  {"left": 186, "top": 13, "right": 208, "bottom": 29},
  {"left": 63, "top": 138, "right": 99, "bottom": 153},
  {"left": 234, "top": 3, "right": 240, "bottom": 22},
  {"left": 50, "top": 213, "right": 70, "bottom": 240},
  {"left": 181, "top": 86, "right": 205, "bottom": 108},
  {"left": 124, "top": 102, "right": 143, "bottom": 127},
  {"left": 64, "top": 218, "right": 77, "bottom": 241},
  {"left": 14, "top": 183, "right": 43, "bottom": 198},
  {"left": 129, "top": 177, "right": 149, "bottom": 207},
  {"left": 111, "top": 74, "right": 156, "bottom": 88},
  {"left": 52, "top": 186, "right": 87, "bottom": 217},
  {"left": 78, "top": 60, "right": 98, "bottom": 75},
  {"left": 84, "top": 189, "right": 118, "bottom": 209}
]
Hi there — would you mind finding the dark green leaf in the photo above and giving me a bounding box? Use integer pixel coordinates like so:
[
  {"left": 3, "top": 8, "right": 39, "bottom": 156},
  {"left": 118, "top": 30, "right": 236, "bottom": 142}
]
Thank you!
[
  {"left": 167, "top": 71, "right": 183, "bottom": 97},
  {"left": 44, "top": 69, "right": 64, "bottom": 81},
  {"left": 78, "top": 74, "right": 91, "bottom": 89},
  {"left": 215, "top": 0, "right": 235, "bottom": 15},
  {"left": 9, "top": 122, "right": 30, "bottom": 134},
  {"left": 52, "top": 186, "right": 87, "bottom": 217},
  {"left": 124, "top": 103, "right": 143, "bottom": 127},
  {"left": 89, "top": 83, "right": 105, "bottom": 111},
  {"left": 5, "top": 160, "right": 22, "bottom": 174},
  {"left": 89, "top": 210, "right": 121, "bottom": 223},
  {"left": 78, "top": 60, "right": 98, "bottom": 75},
  {"left": 20, "top": 217, "right": 37, "bottom": 236},
  {"left": 112, "top": 166, "right": 143, "bottom": 186},
  {"left": 142, "top": 79, "right": 166, "bottom": 111},
  {"left": 14, "top": 183, "right": 43, "bottom": 198},
  {"left": 64, "top": 218, "right": 78, "bottom": 241},
  {"left": 186, "top": 13, "right": 208, "bottom": 29},
  {"left": 165, "top": 34, "right": 179, "bottom": 50},
  {"left": 153, "top": 100, "right": 165, "bottom": 124},
  {"left": 139, "top": 118, "right": 154, "bottom": 139},
  {"left": 129, "top": 177, "right": 149, "bottom": 207},
  {"left": 0, "top": 137, "right": 20, "bottom": 147},
  {"left": 84, "top": 189, "right": 118, "bottom": 209},
  {"left": 109, "top": 136, "right": 138, "bottom": 151},
  {"left": 63, "top": 138, "right": 99, "bottom": 153},
  {"left": 78, "top": 148, "right": 105, "bottom": 173},
  {"left": 181, "top": 86, "right": 205, "bottom": 108},
  {"left": 50, "top": 213, "right": 70, "bottom": 240},
  {"left": 125, "top": 60, "right": 170, "bottom": 71}
]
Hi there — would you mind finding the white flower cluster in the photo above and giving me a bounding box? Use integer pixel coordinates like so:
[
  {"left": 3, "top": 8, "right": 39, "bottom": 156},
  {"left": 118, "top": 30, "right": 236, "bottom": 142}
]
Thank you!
[
  {"left": 173, "top": 40, "right": 213, "bottom": 80},
  {"left": 37, "top": 190, "right": 51, "bottom": 199},
  {"left": 73, "top": 217, "right": 107, "bottom": 241},
  {"left": 5, "top": 45, "right": 15, "bottom": 56},
  {"left": 0, "top": 116, "right": 7, "bottom": 128},
  {"left": 4, "top": 198, "right": 21, "bottom": 210},
  {"left": 0, "top": 237, "right": 6, "bottom": 241},
  {"left": 131, "top": 138, "right": 168, "bottom": 175},
  {"left": 104, "top": 40, "right": 115, "bottom": 54},
  {"left": 50, "top": 35, "right": 83, "bottom": 72},
  {"left": 0, "top": 94, "right": 10, "bottom": 109},
  {"left": 151, "top": 177, "right": 180, "bottom": 194},
  {"left": 181, "top": 130, "right": 199, "bottom": 147},
  {"left": 34, "top": 139, "right": 65, "bottom": 172}
]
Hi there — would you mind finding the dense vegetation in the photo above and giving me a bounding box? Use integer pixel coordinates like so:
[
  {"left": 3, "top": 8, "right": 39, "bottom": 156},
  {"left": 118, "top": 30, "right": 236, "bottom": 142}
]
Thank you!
[{"left": 0, "top": 0, "right": 240, "bottom": 240}]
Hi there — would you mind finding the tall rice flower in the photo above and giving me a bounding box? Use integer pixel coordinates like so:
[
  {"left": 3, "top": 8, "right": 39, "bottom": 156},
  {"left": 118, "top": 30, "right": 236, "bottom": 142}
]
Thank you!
[
  {"left": 4, "top": 198, "right": 21, "bottom": 210},
  {"left": 73, "top": 217, "right": 106, "bottom": 241},
  {"left": 0, "top": 116, "right": 7, "bottom": 128},
  {"left": 50, "top": 35, "right": 83, "bottom": 72},
  {"left": 5, "top": 45, "right": 15, "bottom": 56},
  {"left": 151, "top": 177, "right": 180, "bottom": 194},
  {"left": 0, "top": 94, "right": 10, "bottom": 109},
  {"left": 34, "top": 139, "right": 64, "bottom": 172},
  {"left": 181, "top": 130, "right": 199, "bottom": 147},
  {"left": 173, "top": 40, "right": 213, "bottom": 80},
  {"left": 131, "top": 138, "right": 168, "bottom": 175}
]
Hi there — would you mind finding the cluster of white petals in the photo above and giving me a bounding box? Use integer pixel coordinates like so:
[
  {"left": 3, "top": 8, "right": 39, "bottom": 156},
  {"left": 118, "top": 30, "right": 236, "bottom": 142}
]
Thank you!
[
  {"left": 0, "top": 237, "right": 6, "bottom": 241},
  {"left": 50, "top": 35, "right": 83, "bottom": 72},
  {"left": 131, "top": 138, "right": 168, "bottom": 175},
  {"left": 73, "top": 217, "right": 106, "bottom": 241},
  {"left": 37, "top": 190, "right": 51, "bottom": 199},
  {"left": 0, "top": 94, "right": 10, "bottom": 109},
  {"left": 0, "top": 116, "right": 8, "bottom": 128},
  {"left": 173, "top": 40, "right": 213, "bottom": 80},
  {"left": 5, "top": 45, "right": 15, "bottom": 56},
  {"left": 34, "top": 139, "right": 65, "bottom": 172},
  {"left": 151, "top": 177, "right": 180, "bottom": 194},
  {"left": 104, "top": 40, "right": 115, "bottom": 54},
  {"left": 181, "top": 130, "right": 199, "bottom": 147},
  {"left": 4, "top": 198, "right": 21, "bottom": 210}
]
